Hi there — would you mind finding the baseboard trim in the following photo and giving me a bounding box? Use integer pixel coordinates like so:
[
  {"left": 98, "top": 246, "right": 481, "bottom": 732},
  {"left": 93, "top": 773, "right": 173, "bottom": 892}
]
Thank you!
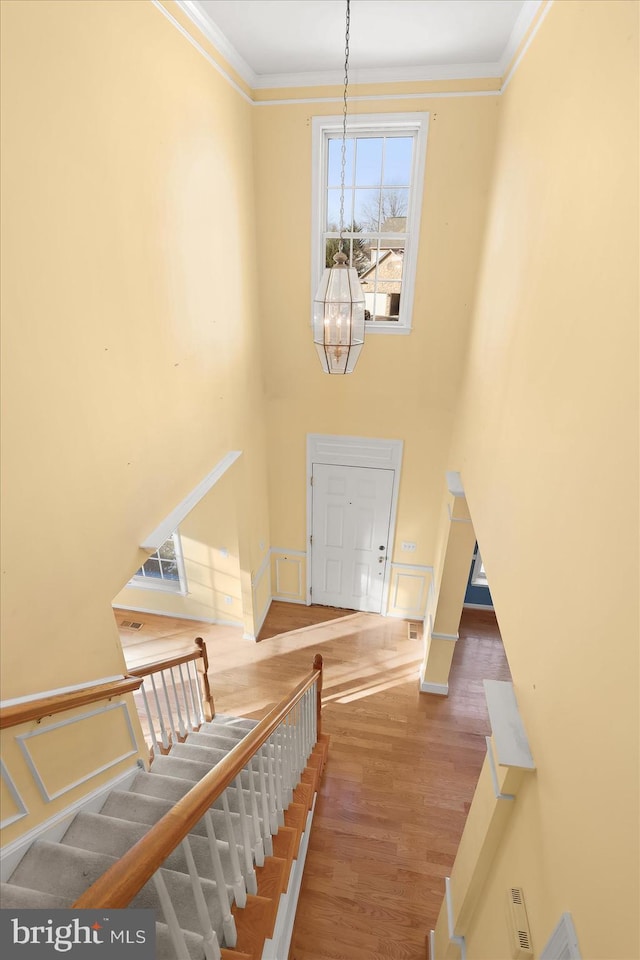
[
  {"left": 113, "top": 604, "right": 243, "bottom": 628},
  {"left": 262, "top": 793, "right": 317, "bottom": 960},
  {"left": 420, "top": 680, "right": 449, "bottom": 696},
  {"left": 463, "top": 602, "right": 495, "bottom": 612},
  {"left": 0, "top": 764, "right": 140, "bottom": 881},
  {"left": 271, "top": 596, "right": 307, "bottom": 605}
]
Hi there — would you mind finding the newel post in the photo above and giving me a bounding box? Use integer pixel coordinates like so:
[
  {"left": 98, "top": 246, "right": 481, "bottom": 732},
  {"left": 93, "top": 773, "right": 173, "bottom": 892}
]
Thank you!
[
  {"left": 312, "top": 654, "right": 323, "bottom": 739},
  {"left": 195, "top": 638, "right": 215, "bottom": 721}
]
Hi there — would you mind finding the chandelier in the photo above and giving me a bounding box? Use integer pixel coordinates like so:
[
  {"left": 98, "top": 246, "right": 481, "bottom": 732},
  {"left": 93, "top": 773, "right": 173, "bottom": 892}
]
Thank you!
[{"left": 312, "top": 0, "right": 365, "bottom": 375}]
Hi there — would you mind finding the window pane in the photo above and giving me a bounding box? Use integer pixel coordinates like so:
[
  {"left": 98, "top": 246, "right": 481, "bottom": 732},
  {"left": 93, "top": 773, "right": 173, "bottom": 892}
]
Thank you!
[
  {"left": 379, "top": 189, "right": 409, "bottom": 230},
  {"left": 327, "top": 188, "right": 354, "bottom": 231},
  {"left": 383, "top": 137, "right": 413, "bottom": 186},
  {"left": 158, "top": 539, "right": 177, "bottom": 561},
  {"left": 355, "top": 137, "right": 383, "bottom": 186},
  {"left": 354, "top": 188, "right": 382, "bottom": 231},
  {"left": 142, "top": 558, "right": 161, "bottom": 578},
  {"left": 160, "top": 560, "right": 179, "bottom": 580},
  {"left": 327, "top": 137, "right": 354, "bottom": 187}
]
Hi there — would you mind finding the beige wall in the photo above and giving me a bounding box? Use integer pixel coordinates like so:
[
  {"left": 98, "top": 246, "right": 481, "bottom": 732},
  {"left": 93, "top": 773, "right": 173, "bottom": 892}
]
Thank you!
[
  {"left": 447, "top": 1, "right": 639, "bottom": 956},
  {"left": 0, "top": 0, "right": 270, "bottom": 703},
  {"left": 253, "top": 90, "right": 499, "bottom": 574}
]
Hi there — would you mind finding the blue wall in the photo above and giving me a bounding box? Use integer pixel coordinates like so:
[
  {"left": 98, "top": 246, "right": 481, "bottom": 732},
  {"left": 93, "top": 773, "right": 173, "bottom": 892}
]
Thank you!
[{"left": 464, "top": 543, "right": 493, "bottom": 607}]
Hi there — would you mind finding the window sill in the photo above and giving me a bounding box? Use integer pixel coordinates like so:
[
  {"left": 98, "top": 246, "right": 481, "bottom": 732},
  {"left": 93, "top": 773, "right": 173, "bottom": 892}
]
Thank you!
[
  {"left": 128, "top": 578, "right": 187, "bottom": 596},
  {"left": 365, "top": 323, "right": 412, "bottom": 336}
]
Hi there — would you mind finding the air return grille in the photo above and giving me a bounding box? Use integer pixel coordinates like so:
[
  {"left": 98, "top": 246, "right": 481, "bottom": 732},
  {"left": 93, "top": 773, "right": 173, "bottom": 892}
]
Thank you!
[
  {"left": 120, "top": 619, "right": 144, "bottom": 631},
  {"left": 507, "top": 888, "right": 533, "bottom": 958}
]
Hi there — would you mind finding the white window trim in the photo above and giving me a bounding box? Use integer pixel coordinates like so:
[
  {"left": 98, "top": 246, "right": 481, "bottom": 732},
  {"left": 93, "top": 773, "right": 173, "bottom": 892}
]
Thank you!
[
  {"left": 471, "top": 549, "right": 488, "bottom": 587},
  {"left": 311, "top": 112, "right": 429, "bottom": 335},
  {"left": 129, "top": 532, "right": 188, "bottom": 596}
]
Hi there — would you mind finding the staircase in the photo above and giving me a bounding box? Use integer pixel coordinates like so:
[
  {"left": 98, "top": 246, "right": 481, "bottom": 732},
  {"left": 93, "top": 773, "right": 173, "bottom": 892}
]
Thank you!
[{"left": 1, "top": 663, "right": 328, "bottom": 960}]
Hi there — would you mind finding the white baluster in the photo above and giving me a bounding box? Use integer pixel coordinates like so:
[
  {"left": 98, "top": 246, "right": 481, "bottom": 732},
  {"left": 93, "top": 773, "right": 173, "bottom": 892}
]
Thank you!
[
  {"left": 188, "top": 660, "right": 204, "bottom": 726},
  {"left": 149, "top": 673, "right": 169, "bottom": 750},
  {"left": 170, "top": 666, "right": 187, "bottom": 738},
  {"left": 152, "top": 869, "right": 194, "bottom": 960},
  {"left": 246, "top": 758, "right": 264, "bottom": 866},
  {"left": 274, "top": 726, "right": 285, "bottom": 826},
  {"left": 221, "top": 790, "right": 247, "bottom": 908},
  {"left": 257, "top": 747, "right": 273, "bottom": 856},
  {"left": 180, "top": 838, "right": 221, "bottom": 960},
  {"left": 266, "top": 735, "right": 280, "bottom": 833},
  {"left": 284, "top": 714, "right": 294, "bottom": 804},
  {"left": 235, "top": 775, "right": 258, "bottom": 895},
  {"left": 293, "top": 703, "right": 302, "bottom": 783},
  {"left": 312, "top": 681, "right": 317, "bottom": 744},
  {"left": 140, "top": 680, "right": 161, "bottom": 755},
  {"left": 203, "top": 812, "right": 237, "bottom": 948},
  {"left": 178, "top": 662, "right": 194, "bottom": 732},
  {"left": 160, "top": 669, "right": 178, "bottom": 746}
]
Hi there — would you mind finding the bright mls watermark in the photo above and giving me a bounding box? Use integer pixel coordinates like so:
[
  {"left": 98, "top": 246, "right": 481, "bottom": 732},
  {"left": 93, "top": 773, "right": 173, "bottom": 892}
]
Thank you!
[{"left": 0, "top": 909, "right": 156, "bottom": 958}]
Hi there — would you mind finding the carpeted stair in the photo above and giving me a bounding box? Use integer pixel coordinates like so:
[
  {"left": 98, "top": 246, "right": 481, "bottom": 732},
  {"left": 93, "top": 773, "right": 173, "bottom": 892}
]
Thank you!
[{"left": 1, "top": 714, "right": 329, "bottom": 960}]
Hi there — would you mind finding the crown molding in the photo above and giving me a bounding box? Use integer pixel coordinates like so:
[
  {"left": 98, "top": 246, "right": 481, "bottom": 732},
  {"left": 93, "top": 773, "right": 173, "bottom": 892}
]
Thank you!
[
  {"left": 498, "top": 0, "right": 545, "bottom": 76},
  {"left": 174, "top": 0, "right": 545, "bottom": 94},
  {"left": 252, "top": 61, "right": 503, "bottom": 91},
  {"left": 175, "top": 0, "right": 257, "bottom": 87}
]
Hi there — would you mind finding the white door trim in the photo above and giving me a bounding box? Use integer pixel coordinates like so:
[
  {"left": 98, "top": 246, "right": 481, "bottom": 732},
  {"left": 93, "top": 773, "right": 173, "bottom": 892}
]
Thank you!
[{"left": 306, "top": 434, "right": 403, "bottom": 611}]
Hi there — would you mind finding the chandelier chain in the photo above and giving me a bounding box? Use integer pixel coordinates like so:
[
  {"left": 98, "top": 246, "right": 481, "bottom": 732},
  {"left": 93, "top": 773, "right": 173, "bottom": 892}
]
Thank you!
[{"left": 338, "top": 0, "right": 350, "bottom": 253}]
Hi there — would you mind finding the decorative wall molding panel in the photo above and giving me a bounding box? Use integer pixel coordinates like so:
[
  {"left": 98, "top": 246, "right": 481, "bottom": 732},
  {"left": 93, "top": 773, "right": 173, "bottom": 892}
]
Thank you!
[
  {"left": 0, "top": 759, "right": 28, "bottom": 830},
  {"left": 16, "top": 703, "right": 139, "bottom": 803},
  {"left": 271, "top": 549, "right": 306, "bottom": 604},
  {"left": 386, "top": 563, "right": 433, "bottom": 619}
]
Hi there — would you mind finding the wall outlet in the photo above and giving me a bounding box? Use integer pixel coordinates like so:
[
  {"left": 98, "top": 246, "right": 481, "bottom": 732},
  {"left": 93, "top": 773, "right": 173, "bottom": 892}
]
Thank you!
[
  {"left": 401, "top": 541, "right": 417, "bottom": 552},
  {"left": 219, "top": 548, "right": 229, "bottom": 559},
  {"left": 224, "top": 595, "right": 233, "bottom": 605}
]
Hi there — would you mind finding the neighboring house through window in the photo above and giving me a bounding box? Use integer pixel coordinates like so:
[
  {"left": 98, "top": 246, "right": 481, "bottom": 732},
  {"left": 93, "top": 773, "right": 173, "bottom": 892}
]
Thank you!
[
  {"left": 129, "top": 532, "right": 187, "bottom": 594},
  {"left": 311, "top": 112, "right": 429, "bottom": 333}
]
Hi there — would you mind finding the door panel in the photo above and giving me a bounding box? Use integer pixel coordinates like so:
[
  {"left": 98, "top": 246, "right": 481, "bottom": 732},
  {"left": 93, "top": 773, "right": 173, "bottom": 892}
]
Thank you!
[{"left": 311, "top": 463, "right": 394, "bottom": 613}]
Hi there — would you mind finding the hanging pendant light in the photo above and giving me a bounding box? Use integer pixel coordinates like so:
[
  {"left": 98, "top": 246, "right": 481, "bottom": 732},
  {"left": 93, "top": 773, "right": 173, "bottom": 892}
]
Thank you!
[{"left": 313, "top": 0, "right": 365, "bottom": 375}]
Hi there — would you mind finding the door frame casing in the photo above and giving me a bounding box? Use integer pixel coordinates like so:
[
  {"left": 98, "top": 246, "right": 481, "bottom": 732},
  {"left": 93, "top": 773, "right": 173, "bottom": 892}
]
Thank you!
[{"left": 306, "top": 434, "right": 404, "bottom": 611}]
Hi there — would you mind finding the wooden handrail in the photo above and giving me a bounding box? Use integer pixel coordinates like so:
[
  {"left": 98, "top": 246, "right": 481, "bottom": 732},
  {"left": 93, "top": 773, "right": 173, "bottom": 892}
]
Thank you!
[
  {"left": 127, "top": 649, "right": 203, "bottom": 679},
  {"left": 73, "top": 655, "right": 323, "bottom": 909},
  {"left": 0, "top": 677, "right": 144, "bottom": 730}
]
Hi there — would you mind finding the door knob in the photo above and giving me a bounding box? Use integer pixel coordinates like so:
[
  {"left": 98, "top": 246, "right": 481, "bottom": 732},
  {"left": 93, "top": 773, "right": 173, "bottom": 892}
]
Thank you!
[{"left": 378, "top": 545, "right": 385, "bottom": 550}]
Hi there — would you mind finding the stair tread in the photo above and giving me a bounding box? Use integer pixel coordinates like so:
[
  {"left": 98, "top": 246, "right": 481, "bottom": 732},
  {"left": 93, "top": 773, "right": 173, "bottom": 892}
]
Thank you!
[
  {"left": 221, "top": 951, "right": 253, "bottom": 960},
  {"left": 0, "top": 882, "right": 72, "bottom": 910},
  {"left": 232, "top": 894, "right": 274, "bottom": 960}
]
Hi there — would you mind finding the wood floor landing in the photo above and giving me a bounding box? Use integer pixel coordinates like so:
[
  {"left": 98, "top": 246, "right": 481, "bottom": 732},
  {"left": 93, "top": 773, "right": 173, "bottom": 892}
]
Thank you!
[{"left": 114, "top": 605, "right": 510, "bottom": 960}]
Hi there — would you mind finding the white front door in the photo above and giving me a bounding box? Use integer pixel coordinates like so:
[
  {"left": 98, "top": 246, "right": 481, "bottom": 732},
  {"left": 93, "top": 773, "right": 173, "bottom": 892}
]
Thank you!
[{"left": 311, "top": 463, "right": 394, "bottom": 613}]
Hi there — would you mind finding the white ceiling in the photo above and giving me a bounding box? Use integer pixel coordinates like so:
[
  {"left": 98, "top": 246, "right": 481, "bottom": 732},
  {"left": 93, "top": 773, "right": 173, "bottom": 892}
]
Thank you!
[{"left": 179, "top": 0, "right": 542, "bottom": 88}]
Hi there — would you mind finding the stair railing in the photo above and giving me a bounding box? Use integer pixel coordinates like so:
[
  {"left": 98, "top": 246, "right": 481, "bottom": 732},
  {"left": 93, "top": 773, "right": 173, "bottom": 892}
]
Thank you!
[
  {"left": 128, "top": 637, "right": 214, "bottom": 756},
  {"left": 0, "top": 676, "right": 144, "bottom": 729},
  {"left": 73, "top": 655, "right": 324, "bottom": 960}
]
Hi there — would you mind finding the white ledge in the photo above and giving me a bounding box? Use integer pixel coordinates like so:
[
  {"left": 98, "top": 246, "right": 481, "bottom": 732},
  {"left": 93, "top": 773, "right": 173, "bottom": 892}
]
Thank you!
[
  {"left": 446, "top": 471, "right": 465, "bottom": 497},
  {"left": 483, "top": 680, "right": 535, "bottom": 770},
  {"left": 141, "top": 451, "right": 242, "bottom": 550}
]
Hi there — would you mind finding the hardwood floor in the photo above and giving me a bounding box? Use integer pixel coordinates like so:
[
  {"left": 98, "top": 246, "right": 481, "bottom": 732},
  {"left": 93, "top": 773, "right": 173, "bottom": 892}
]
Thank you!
[
  {"left": 258, "top": 602, "right": 355, "bottom": 642},
  {"left": 114, "top": 604, "right": 510, "bottom": 959}
]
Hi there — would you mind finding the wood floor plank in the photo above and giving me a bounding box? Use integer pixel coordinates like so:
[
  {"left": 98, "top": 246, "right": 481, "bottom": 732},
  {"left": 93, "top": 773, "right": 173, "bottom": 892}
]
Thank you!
[{"left": 115, "top": 605, "right": 509, "bottom": 959}]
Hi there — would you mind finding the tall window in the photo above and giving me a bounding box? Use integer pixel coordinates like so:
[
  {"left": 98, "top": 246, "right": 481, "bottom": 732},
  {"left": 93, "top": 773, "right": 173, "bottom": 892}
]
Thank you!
[
  {"left": 312, "top": 113, "right": 429, "bottom": 333},
  {"left": 130, "top": 532, "right": 187, "bottom": 594}
]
